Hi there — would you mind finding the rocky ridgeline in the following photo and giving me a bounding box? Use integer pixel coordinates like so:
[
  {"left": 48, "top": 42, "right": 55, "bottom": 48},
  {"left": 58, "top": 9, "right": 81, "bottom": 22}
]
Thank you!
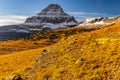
[
  {"left": 24, "top": 4, "right": 78, "bottom": 29},
  {"left": 79, "top": 16, "right": 120, "bottom": 27}
]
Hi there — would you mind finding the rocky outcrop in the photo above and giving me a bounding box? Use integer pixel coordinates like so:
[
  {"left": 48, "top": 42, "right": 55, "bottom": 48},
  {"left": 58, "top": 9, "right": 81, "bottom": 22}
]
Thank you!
[
  {"left": 24, "top": 4, "right": 78, "bottom": 29},
  {"left": 79, "top": 17, "right": 105, "bottom": 26}
]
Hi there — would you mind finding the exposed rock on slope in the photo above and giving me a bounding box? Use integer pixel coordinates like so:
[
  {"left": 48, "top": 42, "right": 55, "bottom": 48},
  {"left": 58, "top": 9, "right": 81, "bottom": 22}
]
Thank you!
[{"left": 24, "top": 4, "right": 78, "bottom": 29}]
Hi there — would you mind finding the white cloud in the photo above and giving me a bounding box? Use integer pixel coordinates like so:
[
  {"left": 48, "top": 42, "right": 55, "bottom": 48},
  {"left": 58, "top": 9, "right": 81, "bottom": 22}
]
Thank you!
[{"left": 0, "top": 15, "right": 28, "bottom": 26}]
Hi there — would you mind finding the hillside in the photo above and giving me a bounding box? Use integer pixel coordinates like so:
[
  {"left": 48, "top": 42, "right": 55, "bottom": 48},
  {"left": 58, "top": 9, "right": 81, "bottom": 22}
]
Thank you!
[
  {"left": 23, "top": 22, "right": 120, "bottom": 80},
  {"left": 0, "top": 19, "right": 120, "bottom": 80},
  {"left": 0, "top": 26, "right": 97, "bottom": 79}
]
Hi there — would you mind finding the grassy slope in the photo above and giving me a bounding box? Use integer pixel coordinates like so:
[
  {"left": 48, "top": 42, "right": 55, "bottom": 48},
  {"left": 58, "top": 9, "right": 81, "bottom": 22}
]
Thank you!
[
  {"left": 1, "top": 22, "right": 120, "bottom": 80},
  {"left": 0, "top": 26, "right": 96, "bottom": 79},
  {"left": 26, "top": 22, "right": 120, "bottom": 80},
  {"left": 0, "top": 48, "right": 44, "bottom": 79},
  {"left": 0, "top": 39, "right": 48, "bottom": 54}
]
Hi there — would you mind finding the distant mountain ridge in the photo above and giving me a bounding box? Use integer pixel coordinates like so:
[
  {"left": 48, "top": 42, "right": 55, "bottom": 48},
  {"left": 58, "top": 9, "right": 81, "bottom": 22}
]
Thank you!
[{"left": 79, "top": 16, "right": 120, "bottom": 27}]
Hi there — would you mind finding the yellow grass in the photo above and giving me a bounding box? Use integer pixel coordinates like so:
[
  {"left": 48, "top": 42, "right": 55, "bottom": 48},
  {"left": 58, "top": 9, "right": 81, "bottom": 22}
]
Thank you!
[
  {"left": 1, "top": 22, "right": 120, "bottom": 79},
  {"left": 0, "top": 25, "right": 94, "bottom": 54},
  {"left": 0, "top": 39, "right": 48, "bottom": 54},
  {"left": 26, "top": 22, "right": 120, "bottom": 80},
  {"left": 0, "top": 47, "right": 44, "bottom": 79}
]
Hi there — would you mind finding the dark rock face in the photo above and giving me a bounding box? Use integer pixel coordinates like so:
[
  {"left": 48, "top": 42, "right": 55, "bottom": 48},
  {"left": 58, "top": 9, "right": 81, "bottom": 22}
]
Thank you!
[{"left": 24, "top": 4, "right": 78, "bottom": 29}]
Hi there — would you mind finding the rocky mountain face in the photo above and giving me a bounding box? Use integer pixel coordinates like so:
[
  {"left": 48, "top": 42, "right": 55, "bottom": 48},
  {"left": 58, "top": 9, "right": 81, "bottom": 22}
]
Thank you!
[{"left": 24, "top": 4, "right": 78, "bottom": 29}]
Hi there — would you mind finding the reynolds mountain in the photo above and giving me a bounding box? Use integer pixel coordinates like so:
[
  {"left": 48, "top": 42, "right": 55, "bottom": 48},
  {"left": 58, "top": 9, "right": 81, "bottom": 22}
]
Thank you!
[{"left": 24, "top": 4, "right": 78, "bottom": 29}]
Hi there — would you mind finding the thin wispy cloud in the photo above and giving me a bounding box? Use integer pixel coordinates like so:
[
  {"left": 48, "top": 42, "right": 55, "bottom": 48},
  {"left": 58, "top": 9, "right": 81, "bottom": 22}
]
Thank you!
[
  {"left": 68, "top": 11, "right": 109, "bottom": 21},
  {"left": 0, "top": 15, "right": 28, "bottom": 26},
  {"left": 68, "top": 12, "right": 102, "bottom": 15}
]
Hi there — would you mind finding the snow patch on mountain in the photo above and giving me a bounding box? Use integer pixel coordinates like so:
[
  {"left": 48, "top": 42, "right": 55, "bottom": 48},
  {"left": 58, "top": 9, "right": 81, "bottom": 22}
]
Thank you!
[{"left": 94, "top": 21, "right": 104, "bottom": 25}]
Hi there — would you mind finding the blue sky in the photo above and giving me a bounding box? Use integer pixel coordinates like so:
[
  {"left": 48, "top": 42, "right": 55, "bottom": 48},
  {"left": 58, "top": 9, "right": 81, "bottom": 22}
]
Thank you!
[{"left": 0, "top": 0, "right": 120, "bottom": 25}]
